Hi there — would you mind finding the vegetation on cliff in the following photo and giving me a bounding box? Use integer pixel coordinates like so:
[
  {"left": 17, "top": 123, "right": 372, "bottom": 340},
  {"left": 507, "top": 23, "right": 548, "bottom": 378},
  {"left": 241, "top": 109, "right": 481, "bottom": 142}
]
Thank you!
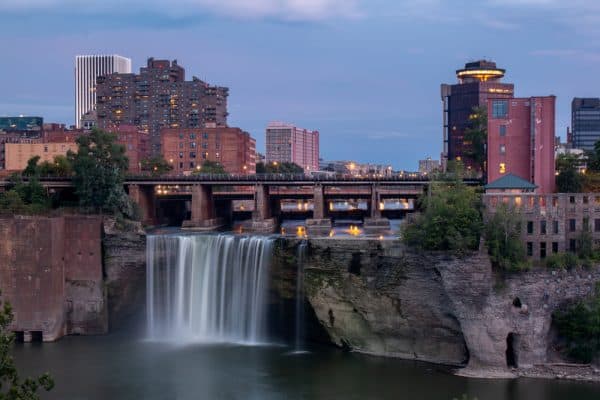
[
  {"left": 401, "top": 176, "right": 482, "bottom": 255},
  {"left": 553, "top": 283, "right": 600, "bottom": 364},
  {"left": 0, "top": 292, "right": 54, "bottom": 399},
  {"left": 483, "top": 204, "right": 528, "bottom": 271}
]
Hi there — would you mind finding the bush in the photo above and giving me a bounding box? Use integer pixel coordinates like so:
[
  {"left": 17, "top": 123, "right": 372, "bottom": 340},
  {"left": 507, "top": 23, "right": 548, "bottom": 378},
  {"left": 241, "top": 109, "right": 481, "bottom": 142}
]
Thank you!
[
  {"left": 553, "top": 284, "right": 600, "bottom": 363},
  {"left": 545, "top": 252, "right": 579, "bottom": 270}
]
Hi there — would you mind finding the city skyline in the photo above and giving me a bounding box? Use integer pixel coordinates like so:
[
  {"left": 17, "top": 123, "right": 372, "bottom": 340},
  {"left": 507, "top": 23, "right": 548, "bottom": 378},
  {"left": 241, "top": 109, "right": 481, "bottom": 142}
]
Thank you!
[{"left": 2, "top": 1, "right": 600, "bottom": 169}]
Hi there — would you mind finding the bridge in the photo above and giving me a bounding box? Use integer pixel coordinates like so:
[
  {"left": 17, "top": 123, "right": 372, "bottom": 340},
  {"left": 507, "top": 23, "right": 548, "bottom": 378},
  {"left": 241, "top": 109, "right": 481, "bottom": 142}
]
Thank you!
[{"left": 0, "top": 175, "right": 480, "bottom": 232}]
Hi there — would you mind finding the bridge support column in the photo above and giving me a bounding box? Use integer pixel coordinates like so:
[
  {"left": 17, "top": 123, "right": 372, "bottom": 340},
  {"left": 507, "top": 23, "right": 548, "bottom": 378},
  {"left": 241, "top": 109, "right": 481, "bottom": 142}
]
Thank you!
[
  {"left": 183, "top": 184, "right": 222, "bottom": 229},
  {"left": 244, "top": 184, "right": 276, "bottom": 233},
  {"left": 128, "top": 184, "right": 156, "bottom": 225},
  {"left": 306, "top": 184, "right": 331, "bottom": 236},
  {"left": 364, "top": 185, "right": 390, "bottom": 234}
]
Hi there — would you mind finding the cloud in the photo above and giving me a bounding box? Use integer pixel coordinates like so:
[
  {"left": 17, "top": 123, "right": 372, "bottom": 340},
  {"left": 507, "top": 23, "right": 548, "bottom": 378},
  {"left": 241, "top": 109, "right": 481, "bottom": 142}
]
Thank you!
[{"left": 0, "top": 0, "right": 362, "bottom": 21}]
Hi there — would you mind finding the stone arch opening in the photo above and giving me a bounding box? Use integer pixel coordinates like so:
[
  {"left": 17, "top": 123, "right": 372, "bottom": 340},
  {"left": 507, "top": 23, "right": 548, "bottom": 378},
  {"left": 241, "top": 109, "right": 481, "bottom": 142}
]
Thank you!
[
  {"left": 506, "top": 332, "right": 519, "bottom": 368},
  {"left": 30, "top": 331, "right": 44, "bottom": 342},
  {"left": 512, "top": 297, "right": 522, "bottom": 308}
]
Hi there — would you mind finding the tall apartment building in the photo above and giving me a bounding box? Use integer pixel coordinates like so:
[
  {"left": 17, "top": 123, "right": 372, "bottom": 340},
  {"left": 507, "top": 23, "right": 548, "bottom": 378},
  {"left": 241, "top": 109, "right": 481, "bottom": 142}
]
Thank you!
[
  {"left": 95, "top": 58, "right": 229, "bottom": 154},
  {"left": 75, "top": 55, "right": 132, "bottom": 128},
  {"left": 161, "top": 127, "right": 255, "bottom": 175},
  {"left": 487, "top": 96, "right": 556, "bottom": 194},
  {"left": 441, "top": 60, "right": 514, "bottom": 171},
  {"left": 265, "top": 122, "right": 319, "bottom": 173},
  {"left": 571, "top": 98, "right": 600, "bottom": 151}
]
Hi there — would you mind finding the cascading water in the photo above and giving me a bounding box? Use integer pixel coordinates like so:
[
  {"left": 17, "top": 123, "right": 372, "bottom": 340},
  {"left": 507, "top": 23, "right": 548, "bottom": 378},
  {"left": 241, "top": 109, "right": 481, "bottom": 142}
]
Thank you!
[
  {"left": 294, "top": 240, "right": 308, "bottom": 351},
  {"left": 146, "top": 233, "right": 274, "bottom": 344}
]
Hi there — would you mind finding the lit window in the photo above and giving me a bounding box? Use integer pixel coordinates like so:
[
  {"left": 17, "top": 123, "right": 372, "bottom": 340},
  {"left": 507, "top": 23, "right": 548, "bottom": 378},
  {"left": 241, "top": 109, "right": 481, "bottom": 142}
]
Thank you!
[
  {"left": 500, "top": 145, "right": 506, "bottom": 154},
  {"left": 499, "top": 163, "right": 506, "bottom": 174}
]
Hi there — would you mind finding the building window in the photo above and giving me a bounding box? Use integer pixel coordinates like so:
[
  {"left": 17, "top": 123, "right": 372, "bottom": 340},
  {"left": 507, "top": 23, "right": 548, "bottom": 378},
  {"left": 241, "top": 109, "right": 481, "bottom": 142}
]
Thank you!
[
  {"left": 552, "top": 197, "right": 558, "bottom": 207},
  {"left": 584, "top": 196, "right": 589, "bottom": 204},
  {"left": 190, "top": 133, "right": 196, "bottom": 139},
  {"left": 492, "top": 100, "right": 509, "bottom": 118},
  {"left": 553, "top": 220, "right": 559, "bottom": 234},
  {"left": 179, "top": 162, "right": 183, "bottom": 169},
  {"left": 190, "top": 162, "right": 195, "bottom": 168},
  {"left": 500, "top": 145, "right": 506, "bottom": 154},
  {"left": 527, "top": 221, "right": 533, "bottom": 235},
  {"left": 179, "top": 133, "right": 183, "bottom": 139},
  {"left": 499, "top": 125, "right": 507, "bottom": 136},
  {"left": 203, "top": 132, "right": 209, "bottom": 139},
  {"left": 499, "top": 163, "right": 506, "bottom": 174},
  {"left": 584, "top": 217, "right": 590, "bottom": 230},
  {"left": 569, "top": 219, "right": 576, "bottom": 232},
  {"left": 569, "top": 239, "right": 576, "bottom": 252},
  {"left": 202, "top": 142, "right": 208, "bottom": 149},
  {"left": 527, "top": 242, "right": 533, "bottom": 257},
  {"left": 595, "top": 219, "right": 600, "bottom": 232},
  {"left": 552, "top": 242, "right": 558, "bottom": 253},
  {"left": 190, "top": 142, "right": 196, "bottom": 148},
  {"left": 540, "top": 242, "right": 547, "bottom": 259},
  {"left": 540, "top": 220, "right": 547, "bottom": 235},
  {"left": 179, "top": 152, "right": 183, "bottom": 159},
  {"left": 190, "top": 152, "right": 196, "bottom": 158},
  {"left": 570, "top": 196, "right": 575, "bottom": 204},
  {"left": 179, "top": 143, "right": 184, "bottom": 149}
]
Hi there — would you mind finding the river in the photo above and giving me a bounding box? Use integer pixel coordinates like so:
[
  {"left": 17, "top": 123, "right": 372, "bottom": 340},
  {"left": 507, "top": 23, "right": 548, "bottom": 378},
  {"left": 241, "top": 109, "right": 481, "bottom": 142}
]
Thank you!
[{"left": 12, "top": 330, "right": 600, "bottom": 400}]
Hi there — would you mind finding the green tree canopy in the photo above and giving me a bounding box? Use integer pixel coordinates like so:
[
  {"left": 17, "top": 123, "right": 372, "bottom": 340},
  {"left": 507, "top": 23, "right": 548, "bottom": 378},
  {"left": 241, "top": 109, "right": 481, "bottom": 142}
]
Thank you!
[
  {"left": 556, "top": 153, "right": 583, "bottom": 193},
  {"left": 256, "top": 162, "right": 303, "bottom": 174},
  {"left": 0, "top": 292, "right": 54, "bottom": 399},
  {"left": 463, "top": 106, "right": 487, "bottom": 176},
  {"left": 484, "top": 204, "right": 527, "bottom": 271},
  {"left": 140, "top": 156, "right": 173, "bottom": 176},
  {"left": 192, "top": 160, "right": 227, "bottom": 175},
  {"left": 402, "top": 177, "right": 483, "bottom": 255},
  {"left": 67, "top": 128, "right": 133, "bottom": 216}
]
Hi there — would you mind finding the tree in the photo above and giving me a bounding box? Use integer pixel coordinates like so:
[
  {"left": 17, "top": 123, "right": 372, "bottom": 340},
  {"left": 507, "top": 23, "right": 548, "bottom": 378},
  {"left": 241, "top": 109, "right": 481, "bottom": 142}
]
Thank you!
[
  {"left": 484, "top": 204, "right": 527, "bottom": 271},
  {"left": 463, "top": 106, "right": 487, "bottom": 176},
  {"left": 192, "top": 160, "right": 227, "bottom": 175},
  {"left": 556, "top": 153, "right": 583, "bottom": 193},
  {"left": 37, "top": 156, "right": 72, "bottom": 177},
  {"left": 0, "top": 292, "right": 54, "bottom": 399},
  {"left": 140, "top": 156, "right": 173, "bottom": 176},
  {"left": 67, "top": 128, "right": 133, "bottom": 215},
  {"left": 402, "top": 176, "right": 483, "bottom": 256},
  {"left": 257, "top": 161, "right": 303, "bottom": 174}
]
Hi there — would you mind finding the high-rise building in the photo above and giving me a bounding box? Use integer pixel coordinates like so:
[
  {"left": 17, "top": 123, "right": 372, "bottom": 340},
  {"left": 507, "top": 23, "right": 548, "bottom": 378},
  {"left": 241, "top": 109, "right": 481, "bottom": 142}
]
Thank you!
[
  {"left": 161, "top": 127, "right": 255, "bottom": 175},
  {"left": 75, "top": 55, "right": 132, "bottom": 128},
  {"left": 95, "top": 58, "right": 229, "bottom": 154},
  {"left": 441, "top": 60, "right": 514, "bottom": 171},
  {"left": 265, "top": 122, "right": 319, "bottom": 173},
  {"left": 571, "top": 98, "right": 600, "bottom": 151},
  {"left": 487, "top": 96, "right": 556, "bottom": 194},
  {"left": 418, "top": 157, "right": 440, "bottom": 174}
]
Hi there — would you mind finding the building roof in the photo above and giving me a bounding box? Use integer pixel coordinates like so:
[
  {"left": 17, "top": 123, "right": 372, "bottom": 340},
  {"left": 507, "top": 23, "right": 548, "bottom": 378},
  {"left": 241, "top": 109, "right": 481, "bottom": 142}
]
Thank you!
[{"left": 484, "top": 173, "right": 538, "bottom": 190}]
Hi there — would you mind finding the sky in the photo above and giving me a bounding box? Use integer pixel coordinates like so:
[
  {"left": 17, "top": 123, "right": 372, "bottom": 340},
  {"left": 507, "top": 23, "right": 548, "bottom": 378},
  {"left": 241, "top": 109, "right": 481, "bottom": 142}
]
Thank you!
[{"left": 2, "top": 0, "right": 600, "bottom": 170}]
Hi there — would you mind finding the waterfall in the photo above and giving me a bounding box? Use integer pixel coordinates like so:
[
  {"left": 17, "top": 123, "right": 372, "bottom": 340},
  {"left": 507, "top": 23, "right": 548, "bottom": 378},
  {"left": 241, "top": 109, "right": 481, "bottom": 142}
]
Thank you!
[
  {"left": 146, "top": 233, "right": 274, "bottom": 344},
  {"left": 294, "top": 240, "right": 308, "bottom": 351}
]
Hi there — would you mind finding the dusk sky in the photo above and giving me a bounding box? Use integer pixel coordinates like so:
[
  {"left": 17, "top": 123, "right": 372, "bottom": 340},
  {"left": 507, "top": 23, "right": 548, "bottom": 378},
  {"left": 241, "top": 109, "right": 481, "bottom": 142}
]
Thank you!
[{"left": 1, "top": 0, "right": 600, "bottom": 169}]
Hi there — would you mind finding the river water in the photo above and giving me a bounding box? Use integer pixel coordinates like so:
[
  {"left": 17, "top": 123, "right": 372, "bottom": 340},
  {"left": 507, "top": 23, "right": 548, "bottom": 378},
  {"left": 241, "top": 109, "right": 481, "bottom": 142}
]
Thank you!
[{"left": 12, "top": 332, "right": 600, "bottom": 400}]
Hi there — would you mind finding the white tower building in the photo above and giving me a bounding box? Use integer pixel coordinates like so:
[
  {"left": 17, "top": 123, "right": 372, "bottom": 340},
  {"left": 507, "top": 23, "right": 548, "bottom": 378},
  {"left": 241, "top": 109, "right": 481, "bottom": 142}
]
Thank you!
[{"left": 75, "top": 55, "right": 131, "bottom": 128}]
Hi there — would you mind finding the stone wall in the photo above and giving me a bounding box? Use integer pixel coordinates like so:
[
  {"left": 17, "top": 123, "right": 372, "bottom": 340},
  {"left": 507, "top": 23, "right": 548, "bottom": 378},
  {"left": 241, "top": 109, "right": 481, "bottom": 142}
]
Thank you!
[{"left": 0, "top": 215, "right": 107, "bottom": 341}]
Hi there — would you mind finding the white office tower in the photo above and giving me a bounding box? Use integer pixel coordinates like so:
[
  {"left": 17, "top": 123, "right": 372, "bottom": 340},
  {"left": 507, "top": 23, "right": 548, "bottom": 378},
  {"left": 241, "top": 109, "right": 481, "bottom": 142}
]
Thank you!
[{"left": 75, "top": 55, "right": 131, "bottom": 128}]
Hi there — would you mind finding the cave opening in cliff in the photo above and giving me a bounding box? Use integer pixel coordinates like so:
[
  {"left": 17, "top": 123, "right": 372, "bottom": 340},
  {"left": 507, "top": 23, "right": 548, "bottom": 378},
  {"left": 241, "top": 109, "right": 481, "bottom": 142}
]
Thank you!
[
  {"left": 506, "top": 332, "right": 519, "bottom": 368},
  {"left": 13, "top": 331, "right": 24, "bottom": 343},
  {"left": 30, "top": 331, "right": 44, "bottom": 342},
  {"left": 512, "top": 297, "right": 522, "bottom": 308}
]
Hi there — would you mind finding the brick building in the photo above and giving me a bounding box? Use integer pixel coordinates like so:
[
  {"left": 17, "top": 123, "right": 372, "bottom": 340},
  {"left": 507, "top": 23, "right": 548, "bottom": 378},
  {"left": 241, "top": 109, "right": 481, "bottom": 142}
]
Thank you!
[
  {"left": 484, "top": 193, "right": 600, "bottom": 260},
  {"left": 441, "top": 60, "right": 514, "bottom": 171},
  {"left": 95, "top": 58, "right": 228, "bottom": 154},
  {"left": 487, "top": 96, "right": 556, "bottom": 194},
  {"left": 265, "top": 121, "right": 319, "bottom": 173},
  {"left": 161, "top": 127, "right": 255, "bottom": 175},
  {"left": 4, "top": 142, "right": 79, "bottom": 171},
  {"left": 110, "top": 125, "right": 150, "bottom": 174}
]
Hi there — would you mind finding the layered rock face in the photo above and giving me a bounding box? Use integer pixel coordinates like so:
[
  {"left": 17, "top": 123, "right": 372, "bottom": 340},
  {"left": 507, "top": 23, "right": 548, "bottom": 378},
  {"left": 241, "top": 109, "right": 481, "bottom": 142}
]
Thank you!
[{"left": 280, "top": 238, "right": 600, "bottom": 376}]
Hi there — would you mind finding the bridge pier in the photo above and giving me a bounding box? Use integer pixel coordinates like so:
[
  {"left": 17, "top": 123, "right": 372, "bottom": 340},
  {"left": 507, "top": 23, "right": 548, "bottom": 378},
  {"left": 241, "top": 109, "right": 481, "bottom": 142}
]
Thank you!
[
  {"left": 306, "top": 184, "right": 331, "bottom": 236},
  {"left": 183, "top": 184, "right": 223, "bottom": 229},
  {"left": 364, "top": 185, "right": 390, "bottom": 233},
  {"left": 128, "top": 184, "right": 156, "bottom": 225},
  {"left": 243, "top": 184, "right": 277, "bottom": 233}
]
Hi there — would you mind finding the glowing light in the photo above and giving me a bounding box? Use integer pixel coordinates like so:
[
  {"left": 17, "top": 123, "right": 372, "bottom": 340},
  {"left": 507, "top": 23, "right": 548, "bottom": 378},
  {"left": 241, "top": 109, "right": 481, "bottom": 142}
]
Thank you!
[
  {"left": 499, "top": 163, "right": 506, "bottom": 174},
  {"left": 296, "top": 226, "right": 306, "bottom": 238},
  {"left": 328, "top": 230, "right": 335, "bottom": 237}
]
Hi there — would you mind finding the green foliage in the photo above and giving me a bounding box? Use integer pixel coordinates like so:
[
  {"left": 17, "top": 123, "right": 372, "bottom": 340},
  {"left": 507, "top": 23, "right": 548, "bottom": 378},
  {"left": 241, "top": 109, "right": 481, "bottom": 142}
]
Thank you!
[
  {"left": 0, "top": 291, "right": 54, "bottom": 399},
  {"left": 553, "top": 284, "right": 600, "bottom": 363},
  {"left": 556, "top": 153, "right": 583, "bottom": 193},
  {"left": 576, "top": 228, "right": 594, "bottom": 259},
  {"left": 67, "top": 128, "right": 133, "bottom": 216},
  {"left": 463, "top": 106, "right": 487, "bottom": 175},
  {"left": 256, "top": 162, "right": 303, "bottom": 174},
  {"left": 484, "top": 204, "right": 527, "bottom": 271},
  {"left": 140, "top": 156, "right": 173, "bottom": 176},
  {"left": 37, "top": 155, "right": 72, "bottom": 177},
  {"left": 0, "top": 172, "right": 50, "bottom": 215},
  {"left": 545, "top": 252, "right": 579, "bottom": 270},
  {"left": 192, "top": 160, "right": 227, "bottom": 175},
  {"left": 402, "top": 177, "right": 483, "bottom": 256}
]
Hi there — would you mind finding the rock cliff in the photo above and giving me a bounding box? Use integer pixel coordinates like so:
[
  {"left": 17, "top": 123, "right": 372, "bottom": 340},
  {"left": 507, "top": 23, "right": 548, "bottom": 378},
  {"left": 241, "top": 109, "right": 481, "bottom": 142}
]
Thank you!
[{"left": 278, "top": 237, "right": 600, "bottom": 377}]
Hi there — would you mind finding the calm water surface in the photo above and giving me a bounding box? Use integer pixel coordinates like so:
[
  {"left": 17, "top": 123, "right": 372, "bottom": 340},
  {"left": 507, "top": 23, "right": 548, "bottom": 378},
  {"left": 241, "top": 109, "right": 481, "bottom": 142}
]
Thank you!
[{"left": 12, "top": 330, "right": 600, "bottom": 400}]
